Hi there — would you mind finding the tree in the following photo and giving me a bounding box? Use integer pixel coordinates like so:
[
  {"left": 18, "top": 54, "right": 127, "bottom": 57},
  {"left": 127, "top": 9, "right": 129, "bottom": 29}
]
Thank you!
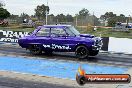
[
  {"left": 66, "top": 14, "right": 73, "bottom": 22},
  {"left": 100, "top": 12, "right": 116, "bottom": 20},
  {"left": 35, "top": 4, "right": 49, "bottom": 20},
  {"left": 107, "top": 17, "right": 116, "bottom": 27},
  {"left": 0, "top": 0, "right": 5, "bottom": 7},
  {"left": 107, "top": 15, "right": 127, "bottom": 27},
  {"left": 9, "top": 14, "right": 19, "bottom": 19},
  {"left": 100, "top": 12, "right": 127, "bottom": 26},
  {"left": 0, "top": 8, "right": 10, "bottom": 20},
  {"left": 79, "top": 8, "right": 89, "bottom": 17},
  {"left": 56, "top": 14, "right": 66, "bottom": 22},
  {"left": 120, "top": 14, "right": 125, "bottom": 17},
  {"left": 20, "top": 13, "right": 29, "bottom": 18},
  {"left": 0, "top": 1, "right": 10, "bottom": 20}
]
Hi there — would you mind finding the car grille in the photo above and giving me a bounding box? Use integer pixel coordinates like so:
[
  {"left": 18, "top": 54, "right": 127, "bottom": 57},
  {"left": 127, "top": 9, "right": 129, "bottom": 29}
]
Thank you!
[{"left": 94, "top": 38, "right": 103, "bottom": 46}]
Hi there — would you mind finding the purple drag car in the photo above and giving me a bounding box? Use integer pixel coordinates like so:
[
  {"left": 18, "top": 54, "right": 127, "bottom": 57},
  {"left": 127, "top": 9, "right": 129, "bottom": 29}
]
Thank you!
[{"left": 18, "top": 25, "right": 103, "bottom": 59}]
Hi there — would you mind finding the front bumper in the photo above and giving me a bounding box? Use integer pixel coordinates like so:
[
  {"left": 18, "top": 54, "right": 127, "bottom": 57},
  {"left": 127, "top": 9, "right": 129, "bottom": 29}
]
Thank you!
[
  {"left": 92, "top": 45, "right": 102, "bottom": 50},
  {"left": 92, "top": 37, "right": 103, "bottom": 50}
]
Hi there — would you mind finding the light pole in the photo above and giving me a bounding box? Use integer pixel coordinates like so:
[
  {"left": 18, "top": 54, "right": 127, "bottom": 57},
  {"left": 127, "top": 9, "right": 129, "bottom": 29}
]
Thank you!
[
  {"left": 126, "top": 15, "right": 131, "bottom": 28},
  {"left": 45, "top": 0, "right": 48, "bottom": 25},
  {"left": 129, "top": 15, "right": 131, "bottom": 23},
  {"left": 75, "top": 14, "right": 78, "bottom": 26}
]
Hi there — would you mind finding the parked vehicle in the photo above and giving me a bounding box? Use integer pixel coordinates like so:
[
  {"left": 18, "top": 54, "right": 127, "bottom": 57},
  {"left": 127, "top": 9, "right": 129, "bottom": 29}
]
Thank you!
[
  {"left": 113, "top": 22, "right": 132, "bottom": 31},
  {"left": 0, "top": 20, "right": 8, "bottom": 26},
  {"left": 18, "top": 25, "right": 103, "bottom": 59}
]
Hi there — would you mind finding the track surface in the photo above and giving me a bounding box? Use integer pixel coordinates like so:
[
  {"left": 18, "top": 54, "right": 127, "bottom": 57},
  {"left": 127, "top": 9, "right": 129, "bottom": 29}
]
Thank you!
[
  {"left": 0, "top": 76, "right": 72, "bottom": 88},
  {"left": 0, "top": 45, "right": 132, "bottom": 88},
  {"left": 0, "top": 45, "right": 132, "bottom": 67}
]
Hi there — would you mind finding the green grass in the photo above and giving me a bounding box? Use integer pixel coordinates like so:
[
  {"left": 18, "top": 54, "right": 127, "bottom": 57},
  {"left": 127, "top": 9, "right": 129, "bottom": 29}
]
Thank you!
[
  {"left": 77, "top": 27, "right": 132, "bottom": 39},
  {"left": 0, "top": 27, "right": 35, "bottom": 32}
]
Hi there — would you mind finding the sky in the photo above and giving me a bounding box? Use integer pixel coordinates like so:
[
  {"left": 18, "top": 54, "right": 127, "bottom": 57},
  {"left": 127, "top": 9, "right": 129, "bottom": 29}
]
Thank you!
[{"left": 2, "top": 0, "right": 132, "bottom": 17}]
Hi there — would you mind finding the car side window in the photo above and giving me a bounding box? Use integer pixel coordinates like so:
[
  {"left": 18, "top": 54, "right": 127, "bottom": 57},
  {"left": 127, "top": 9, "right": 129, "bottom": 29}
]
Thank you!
[
  {"left": 65, "top": 27, "right": 75, "bottom": 36},
  {"left": 36, "top": 27, "right": 50, "bottom": 36},
  {"left": 51, "top": 28, "right": 66, "bottom": 37}
]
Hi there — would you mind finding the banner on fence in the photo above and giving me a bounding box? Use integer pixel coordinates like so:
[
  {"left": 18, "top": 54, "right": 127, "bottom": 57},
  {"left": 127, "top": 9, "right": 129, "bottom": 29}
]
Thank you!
[
  {"left": 0, "top": 30, "right": 109, "bottom": 51},
  {"left": 0, "top": 30, "right": 29, "bottom": 43}
]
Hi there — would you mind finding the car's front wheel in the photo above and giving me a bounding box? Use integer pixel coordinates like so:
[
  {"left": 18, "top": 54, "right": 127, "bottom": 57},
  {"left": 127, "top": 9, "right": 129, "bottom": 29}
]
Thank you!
[
  {"left": 75, "top": 45, "right": 89, "bottom": 59},
  {"left": 29, "top": 44, "right": 42, "bottom": 55}
]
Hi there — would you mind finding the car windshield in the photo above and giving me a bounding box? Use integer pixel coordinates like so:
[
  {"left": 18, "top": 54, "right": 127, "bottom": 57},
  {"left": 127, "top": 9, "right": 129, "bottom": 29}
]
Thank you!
[{"left": 66, "top": 26, "right": 80, "bottom": 36}]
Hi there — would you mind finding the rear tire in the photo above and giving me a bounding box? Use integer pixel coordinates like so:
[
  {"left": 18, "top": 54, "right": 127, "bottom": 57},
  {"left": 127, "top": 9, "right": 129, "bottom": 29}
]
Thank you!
[
  {"left": 89, "top": 50, "right": 99, "bottom": 56},
  {"left": 75, "top": 45, "right": 89, "bottom": 59},
  {"left": 29, "top": 44, "right": 42, "bottom": 55}
]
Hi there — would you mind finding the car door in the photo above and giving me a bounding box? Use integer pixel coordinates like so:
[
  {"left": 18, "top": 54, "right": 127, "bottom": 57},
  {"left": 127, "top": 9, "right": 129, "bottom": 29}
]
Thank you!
[
  {"left": 34, "top": 27, "right": 51, "bottom": 50},
  {"left": 50, "top": 27, "right": 75, "bottom": 52}
]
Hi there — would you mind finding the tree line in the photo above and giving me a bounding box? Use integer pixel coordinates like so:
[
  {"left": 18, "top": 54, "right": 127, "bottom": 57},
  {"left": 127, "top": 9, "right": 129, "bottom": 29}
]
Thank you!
[
  {"left": 0, "top": 2, "right": 130, "bottom": 27},
  {"left": 100, "top": 12, "right": 129, "bottom": 27}
]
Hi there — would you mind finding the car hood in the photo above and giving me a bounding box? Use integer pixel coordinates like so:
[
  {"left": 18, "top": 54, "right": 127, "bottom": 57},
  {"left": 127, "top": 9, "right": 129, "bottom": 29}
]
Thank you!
[{"left": 79, "top": 34, "right": 95, "bottom": 38}]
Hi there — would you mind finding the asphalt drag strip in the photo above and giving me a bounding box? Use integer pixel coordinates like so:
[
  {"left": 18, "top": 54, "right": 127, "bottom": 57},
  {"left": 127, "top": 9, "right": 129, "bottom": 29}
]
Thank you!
[
  {"left": 0, "top": 45, "right": 132, "bottom": 67},
  {"left": 0, "top": 76, "right": 72, "bottom": 88}
]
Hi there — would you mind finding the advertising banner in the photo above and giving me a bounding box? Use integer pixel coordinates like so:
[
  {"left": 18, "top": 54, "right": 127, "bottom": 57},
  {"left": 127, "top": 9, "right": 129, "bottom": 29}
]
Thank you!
[
  {"left": 0, "top": 30, "right": 109, "bottom": 51},
  {"left": 0, "top": 30, "right": 29, "bottom": 43}
]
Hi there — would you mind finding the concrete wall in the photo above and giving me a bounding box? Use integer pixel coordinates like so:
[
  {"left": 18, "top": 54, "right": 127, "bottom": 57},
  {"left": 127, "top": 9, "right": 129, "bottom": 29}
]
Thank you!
[{"left": 108, "top": 37, "right": 132, "bottom": 54}]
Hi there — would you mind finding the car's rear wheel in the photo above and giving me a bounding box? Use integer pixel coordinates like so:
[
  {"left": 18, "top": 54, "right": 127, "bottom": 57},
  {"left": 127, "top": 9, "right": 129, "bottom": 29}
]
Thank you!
[
  {"left": 29, "top": 44, "right": 42, "bottom": 55},
  {"left": 89, "top": 50, "right": 99, "bottom": 56},
  {"left": 75, "top": 45, "right": 89, "bottom": 59}
]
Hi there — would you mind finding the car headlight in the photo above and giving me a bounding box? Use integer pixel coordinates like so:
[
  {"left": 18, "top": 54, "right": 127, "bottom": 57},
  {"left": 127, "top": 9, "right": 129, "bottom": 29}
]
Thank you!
[{"left": 93, "top": 37, "right": 103, "bottom": 46}]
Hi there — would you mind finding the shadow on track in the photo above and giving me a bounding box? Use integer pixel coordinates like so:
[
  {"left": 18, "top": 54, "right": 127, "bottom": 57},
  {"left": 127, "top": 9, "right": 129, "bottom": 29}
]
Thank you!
[{"left": 29, "top": 52, "right": 99, "bottom": 63}]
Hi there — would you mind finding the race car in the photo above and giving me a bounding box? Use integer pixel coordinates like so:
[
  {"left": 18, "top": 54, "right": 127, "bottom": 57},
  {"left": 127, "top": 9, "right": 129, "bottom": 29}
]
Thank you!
[{"left": 18, "top": 25, "right": 103, "bottom": 59}]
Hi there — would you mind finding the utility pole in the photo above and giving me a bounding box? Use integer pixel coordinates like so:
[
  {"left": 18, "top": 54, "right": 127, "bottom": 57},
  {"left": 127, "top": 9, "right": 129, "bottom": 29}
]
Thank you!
[
  {"left": 93, "top": 12, "right": 95, "bottom": 26},
  {"left": 45, "top": 0, "right": 48, "bottom": 25},
  {"left": 126, "top": 15, "right": 131, "bottom": 28},
  {"left": 75, "top": 14, "right": 78, "bottom": 26},
  {"left": 129, "top": 15, "right": 131, "bottom": 23}
]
